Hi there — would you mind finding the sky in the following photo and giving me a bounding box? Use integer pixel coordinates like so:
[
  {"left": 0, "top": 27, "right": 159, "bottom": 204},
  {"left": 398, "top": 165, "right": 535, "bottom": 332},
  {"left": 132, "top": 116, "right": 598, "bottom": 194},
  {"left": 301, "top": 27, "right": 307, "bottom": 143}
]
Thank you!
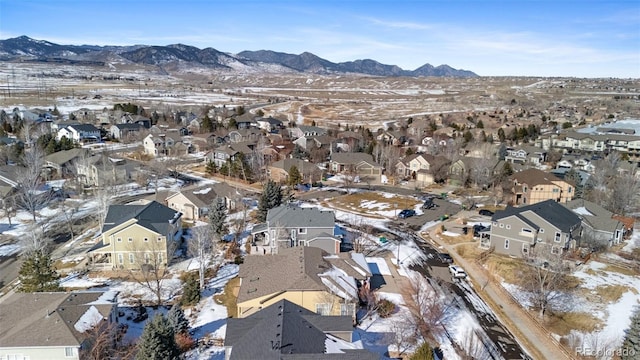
[{"left": 0, "top": 0, "right": 639, "bottom": 78}]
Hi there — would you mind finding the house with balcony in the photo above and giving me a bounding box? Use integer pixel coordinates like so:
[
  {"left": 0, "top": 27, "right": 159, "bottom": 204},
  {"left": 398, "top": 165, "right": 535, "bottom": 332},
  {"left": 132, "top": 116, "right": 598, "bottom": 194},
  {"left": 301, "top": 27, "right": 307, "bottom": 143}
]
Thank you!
[
  {"left": 251, "top": 205, "right": 341, "bottom": 255},
  {"left": 88, "top": 201, "right": 182, "bottom": 270},
  {"left": 235, "top": 246, "right": 370, "bottom": 319},
  {"left": 484, "top": 199, "right": 582, "bottom": 258}
]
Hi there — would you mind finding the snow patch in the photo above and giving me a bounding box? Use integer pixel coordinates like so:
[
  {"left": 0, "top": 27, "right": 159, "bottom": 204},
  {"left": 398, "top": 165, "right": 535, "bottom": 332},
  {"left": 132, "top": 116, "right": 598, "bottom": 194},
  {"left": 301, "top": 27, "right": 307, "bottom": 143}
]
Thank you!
[
  {"left": 74, "top": 306, "right": 103, "bottom": 333},
  {"left": 193, "top": 187, "right": 212, "bottom": 195}
]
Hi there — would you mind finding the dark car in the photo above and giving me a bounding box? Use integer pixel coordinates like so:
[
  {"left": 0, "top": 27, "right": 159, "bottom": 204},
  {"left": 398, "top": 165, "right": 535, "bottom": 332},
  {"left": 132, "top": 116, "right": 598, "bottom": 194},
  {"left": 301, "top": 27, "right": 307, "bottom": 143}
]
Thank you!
[
  {"left": 462, "top": 226, "right": 469, "bottom": 235},
  {"left": 478, "top": 209, "right": 494, "bottom": 216},
  {"left": 398, "top": 209, "right": 416, "bottom": 219},
  {"left": 422, "top": 198, "right": 438, "bottom": 209},
  {"left": 437, "top": 252, "right": 454, "bottom": 264},
  {"left": 473, "top": 224, "right": 490, "bottom": 237}
]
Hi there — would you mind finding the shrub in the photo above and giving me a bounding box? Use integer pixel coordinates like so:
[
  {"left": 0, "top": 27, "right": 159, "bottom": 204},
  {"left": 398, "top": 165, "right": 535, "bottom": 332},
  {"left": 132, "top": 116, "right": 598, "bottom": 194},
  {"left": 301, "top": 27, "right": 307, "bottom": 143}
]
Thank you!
[
  {"left": 376, "top": 299, "right": 395, "bottom": 318},
  {"left": 410, "top": 342, "right": 434, "bottom": 360},
  {"left": 175, "top": 332, "right": 196, "bottom": 353}
]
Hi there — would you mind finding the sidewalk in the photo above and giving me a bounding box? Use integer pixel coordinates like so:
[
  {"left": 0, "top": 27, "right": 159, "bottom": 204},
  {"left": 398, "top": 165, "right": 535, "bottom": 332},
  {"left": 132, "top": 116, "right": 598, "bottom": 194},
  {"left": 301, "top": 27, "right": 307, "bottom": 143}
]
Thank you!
[{"left": 426, "top": 226, "right": 572, "bottom": 360}]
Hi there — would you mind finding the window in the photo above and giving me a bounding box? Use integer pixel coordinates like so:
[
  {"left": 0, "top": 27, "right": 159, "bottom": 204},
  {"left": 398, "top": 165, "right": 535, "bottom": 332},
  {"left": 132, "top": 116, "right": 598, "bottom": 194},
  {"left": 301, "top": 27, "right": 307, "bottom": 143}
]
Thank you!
[
  {"left": 117, "top": 237, "right": 122, "bottom": 242},
  {"left": 157, "top": 253, "right": 163, "bottom": 264},
  {"left": 522, "top": 228, "right": 532, "bottom": 233},
  {"left": 504, "top": 239, "right": 510, "bottom": 249},
  {"left": 499, "top": 223, "right": 504, "bottom": 228},
  {"left": 129, "top": 253, "right": 135, "bottom": 264},
  {"left": 144, "top": 237, "right": 149, "bottom": 242},
  {"left": 65, "top": 347, "right": 75, "bottom": 357},
  {"left": 128, "top": 237, "right": 133, "bottom": 242},
  {"left": 316, "top": 303, "right": 331, "bottom": 315},
  {"left": 554, "top": 232, "right": 562, "bottom": 242},
  {"left": 117, "top": 254, "right": 124, "bottom": 264},
  {"left": 522, "top": 244, "right": 529, "bottom": 254},
  {"left": 298, "top": 228, "right": 307, "bottom": 234},
  {"left": 158, "top": 237, "right": 163, "bottom": 242},
  {"left": 506, "top": 224, "right": 511, "bottom": 229},
  {"left": 568, "top": 187, "right": 572, "bottom": 193},
  {"left": 340, "top": 304, "right": 354, "bottom": 316},
  {"left": 553, "top": 188, "right": 559, "bottom": 193},
  {"left": 551, "top": 246, "right": 560, "bottom": 255},
  {"left": 539, "top": 228, "right": 545, "bottom": 233},
  {"left": 144, "top": 253, "right": 151, "bottom": 264}
]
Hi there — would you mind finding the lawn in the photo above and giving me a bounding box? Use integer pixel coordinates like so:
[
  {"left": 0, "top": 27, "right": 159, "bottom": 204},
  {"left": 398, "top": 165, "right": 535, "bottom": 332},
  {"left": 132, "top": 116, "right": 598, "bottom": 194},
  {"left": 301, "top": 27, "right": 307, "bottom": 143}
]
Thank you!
[{"left": 328, "top": 191, "right": 421, "bottom": 218}]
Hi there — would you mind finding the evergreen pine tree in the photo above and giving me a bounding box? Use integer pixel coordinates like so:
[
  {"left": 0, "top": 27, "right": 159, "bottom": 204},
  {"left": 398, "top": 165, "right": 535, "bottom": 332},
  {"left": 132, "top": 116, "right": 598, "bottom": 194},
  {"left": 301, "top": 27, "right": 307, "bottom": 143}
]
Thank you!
[
  {"left": 257, "top": 180, "right": 283, "bottom": 222},
  {"left": 201, "top": 114, "right": 214, "bottom": 133},
  {"left": 167, "top": 304, "right": 190, "bottom": 335},
  {"left": 136, "top": 314, "right": 180, "bottom": 360},
  {"left": 180, "top": 272, "right": 201, "bottom": 306},
  {"left": 208, "top": 197, "right": 228, "bottom": 238},
  {"left": 205, "top": 160, "right": 217, "bottom": 174},
  {"left": 18, "top": 250, "right": 62, "bottom": 292},
  {"left": 287, "top": 165, "right": 302, "bottom": 186},
  {"left": 622, "top": 306, "right": 640, "bottom": 360}
]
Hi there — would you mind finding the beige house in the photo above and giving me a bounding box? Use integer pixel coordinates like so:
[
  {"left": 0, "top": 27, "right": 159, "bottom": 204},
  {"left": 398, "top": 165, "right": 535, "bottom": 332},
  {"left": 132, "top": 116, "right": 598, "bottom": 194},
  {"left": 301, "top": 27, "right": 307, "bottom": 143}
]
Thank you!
[
  {"left": 236, "top": 247, "right": 370, "bottom": 319},
  {"left": 329, "top": 152, "right": 383, "bottom": 180},
  {"left": 0, "top": 291, "right": 118, "bottom": 360},
  {"left": 165, "top": 182, "right": 239, "bottom": 221},
  {"left": 267, "top": 158, "right": 323, "bottom": 184},
  {"left": 509, "top": 168, "right": 574, "bottom": 205},
  {"left": 89, "top": 201, "right": 182, "bottom": 270}
]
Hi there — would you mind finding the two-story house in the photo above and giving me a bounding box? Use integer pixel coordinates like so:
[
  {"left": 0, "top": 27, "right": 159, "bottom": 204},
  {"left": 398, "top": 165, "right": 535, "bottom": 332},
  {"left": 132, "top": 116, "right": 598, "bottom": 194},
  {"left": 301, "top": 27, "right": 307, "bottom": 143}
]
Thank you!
[
  {"left": 110, "top": 123, "right": 144, "bottom": 140},
  {"left": 56, "top": 124, "right": 100, "bottom": 143},
  {"left": 75, "top": 155, "right": 136, "bottom": 187},
  {"left": 329, "top": 152, "right": 383, "bottom": 180},
  {"left": 88, "top": 201, "right": 182, "bottom": 270},
  {"left": 0, "top": 291, "right": 118, "bottom": 360},
  {"left": 509, "top": 168, "right": 574, "bottom": 205},
  {"left": 205, "top": 143, "right": 254, "bottom": 168},
  {"left": 235, "top": 246, "right": 370, "bottom": 319},
  {"left": 484, "top": 199, "right": 582, "bottom": 258},
  {"left": 564, "top": 199, "right": 625, "bottom": 248},
  {"left": 143, "top": 133, "right": 190, "bottom": 157},
  {"left": 254, "top": 117, "right": 284, "bottom": 133},
  {"left": 288, "top": 125, "right": 328, "bottom": 139},
  {"left": 251, "top": 205, "right": 341, "bottom": 254},
  {"left": 504, "top": 145, "right": 547, "bottom": 165}
]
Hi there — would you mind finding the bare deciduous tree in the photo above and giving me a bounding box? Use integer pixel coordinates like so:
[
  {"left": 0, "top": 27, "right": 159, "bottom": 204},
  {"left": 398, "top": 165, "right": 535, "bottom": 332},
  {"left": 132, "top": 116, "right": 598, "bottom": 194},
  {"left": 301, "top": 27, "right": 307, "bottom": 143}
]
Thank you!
[
  {"left": 127, "top": 238, "right": 178, "bottom": 306},
  {"left": 386, "top": 313, "right": 418, "bottom": 357},
  {"left": 79, "top": 321, "right": 136, "bottom": 360},
  {"left": 188, "top": 225, "right": 214, "bottom": 290},
  {"left": 59, "top": 199, "right": 80, "bottom": 243},
  {"left": 20, "top": 223, "right": 51, "bottom": 255},
  {"left": 402, "top": 271, "right": 454, "bottom": 344},
  {"left": 15, "top": 145, "right": 50, "bottom": 222},
  {"left": 518, "top": 254, "right": 573, "bottom": 318}
]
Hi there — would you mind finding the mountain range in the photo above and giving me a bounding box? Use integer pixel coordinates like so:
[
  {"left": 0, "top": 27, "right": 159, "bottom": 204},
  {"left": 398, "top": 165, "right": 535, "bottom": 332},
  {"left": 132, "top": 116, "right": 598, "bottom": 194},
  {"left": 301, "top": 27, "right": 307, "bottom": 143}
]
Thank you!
[{"left": 0, "top": 35, "right": 477, "bottom": 77}]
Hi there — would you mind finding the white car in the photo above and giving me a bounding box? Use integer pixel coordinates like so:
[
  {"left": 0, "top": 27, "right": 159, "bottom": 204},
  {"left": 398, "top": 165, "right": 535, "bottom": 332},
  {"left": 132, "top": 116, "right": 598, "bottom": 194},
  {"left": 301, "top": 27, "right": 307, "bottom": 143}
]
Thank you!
[{"left": 449, "top": 265, "right": 467, "bottom": 279}]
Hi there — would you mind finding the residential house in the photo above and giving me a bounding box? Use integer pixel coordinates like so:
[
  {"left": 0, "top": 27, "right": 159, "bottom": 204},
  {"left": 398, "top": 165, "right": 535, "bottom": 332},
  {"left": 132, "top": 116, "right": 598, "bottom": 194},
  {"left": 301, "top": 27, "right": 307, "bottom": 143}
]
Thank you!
[
  {"left": 251, "top": 205, "right": 341, "bottom": 254},
  {"left": 504, "top": 145, "right": 547, "bottom": 165},
  {"left": 0, "top": 291, "right": 118, "bottom": 360},
  {"left": 56, "top": 124, "right": 100, "bottom": 143},
  {"left": 224, "top": 299, "right": 378, "bottom": 360},
  {"left": 143, "top": 133, "right": 191, "bottom": 157},
  {"left": 110, "top": 123, "right": 144, "bottom": 140},
  {"left": 235, "top": 246, "right": 370, "bottom": 318},
  {"left": 254, "top": 117, "right": 284, "bottom": 133},
  {"left": 288, "top": 125, "right": 328, "bottom": 139},
  {"left": 228, "top": 128, "right": 262, "bottom": 144},
  {"left": 544, "top": 131, "right": 640, "bottom": 161},
  {"left": 206, "top": 143, "right": 254, "bottom": 168},
  {"left": 75, "top": 155, "right": 137, "bottom": 187},
  {"left": 564, "top": 199, "right": 624, "bottom": 247},
  {"left": 293, "top": 135, "right": 332, "bottom": 151},
  {"left": 329, "top": 152, "right": 382, "bottom": 181},
  {"left": 88, "top": 201, "right": 182, "bottom": 270},
  {"left": 268, "top": 158, "right": 323, "bottom": 184},
  {"left": 44, "top": 148, "right": 90, "bottom": 178},
  {"left": 0, "top": 165, "right": 20, "bottom": 200},
  {"left": 509, "top": 168, "right": 574, "bottom": 205},
  {"left": 484, "top": 199, "right": 582, "bottom": 258},
  {"left": 334, "top": 131, "right": 364, "bottom": 153},
  {"left": 165, "top": 183, "right": 239, "bottom": 221}
]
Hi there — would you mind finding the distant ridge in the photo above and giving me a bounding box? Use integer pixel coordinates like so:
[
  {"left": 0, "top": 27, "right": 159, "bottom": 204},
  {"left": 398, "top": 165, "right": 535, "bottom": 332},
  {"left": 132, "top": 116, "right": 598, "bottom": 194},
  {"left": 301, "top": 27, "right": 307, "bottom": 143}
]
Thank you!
[{"left": 0, "top": 35, "right": 478, "bottom": 77}]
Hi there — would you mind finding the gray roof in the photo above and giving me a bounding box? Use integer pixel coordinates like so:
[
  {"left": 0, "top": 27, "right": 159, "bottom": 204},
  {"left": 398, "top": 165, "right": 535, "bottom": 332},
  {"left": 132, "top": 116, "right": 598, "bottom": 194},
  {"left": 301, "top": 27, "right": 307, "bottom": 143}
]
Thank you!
[
  {"left": 44, "top": 148, "right": 88, "bottom": 166},
  {"left": 113, "top": 123, "right": 143, "bottom": 130},
  {"left": 271, "top": 158, "right": 322, "bottom": 176},
  {"left": 493, "top": 199, "right": 581, "bottom": 232},
  {"left": 67, "top": 123, "right": 99, "bottom": 132},
  {"left": 167, "top": 182, "right": 238, "bottom": 209},
  {"left": 0, "top": 291, "right": 116, "bottom": 348},
  {"left": 237, "top": 247, "right": 328, "bottom": 303},
  {"left": 102, "top": 200, "right": 181, "bottom": 235},
  {"left": 267, "top": 205, "right": 335, "bottom": 229},
  {"left": 564, "top": 199, "right": 623, "bottom": 233},
  {"left": 330, "top": 152, "right": 377, "bottom": 166},
  {"left": 225, "top": 299, "right": 371, "bottom": 360}
]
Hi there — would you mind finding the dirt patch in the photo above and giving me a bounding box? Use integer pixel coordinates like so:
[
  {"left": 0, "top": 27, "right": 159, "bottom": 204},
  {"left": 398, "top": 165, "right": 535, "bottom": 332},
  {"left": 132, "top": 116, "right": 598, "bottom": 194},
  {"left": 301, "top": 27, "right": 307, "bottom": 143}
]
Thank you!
[
  {"left": 484, "top": 255, "right": 525, "bottom": 284},
  {"left": 455, "top": 243, "right": 484, "bottom": 259},
  {"left": 545, "top": 311, "right": 602, "bottom": 336},
  {"left": 602, "top": 264, "right": 638, "bottom": 276},
  {"left": 594, "top": 284, "right": 636, "bottom": 303},
  {"left": 214, "top": 276, "right": 239, "bottom": 318},
  {"left": 329, "top": 191, "right": 420, "bottom": 216}
]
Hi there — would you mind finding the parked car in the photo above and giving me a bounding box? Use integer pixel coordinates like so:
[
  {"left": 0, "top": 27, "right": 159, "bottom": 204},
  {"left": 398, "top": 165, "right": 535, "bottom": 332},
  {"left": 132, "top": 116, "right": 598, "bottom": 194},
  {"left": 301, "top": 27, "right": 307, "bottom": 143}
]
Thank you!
[
  {"left": 478, "top": 209, "right": 494, "bottom": 216},
  {"left": 449, "top": 265, "right": 467, "bottom": 279},
  {"left": 422, "top": 198, "right": 438, "bottom": 209},
  {"left": 398, "top": 209, "right": 416, "bottom": 219},
  {"left": 473, "top": 224, "right": 489, "bottom": 237},
  {"left": 437, "top": 253, "right": 454, "bottom": 264}
]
